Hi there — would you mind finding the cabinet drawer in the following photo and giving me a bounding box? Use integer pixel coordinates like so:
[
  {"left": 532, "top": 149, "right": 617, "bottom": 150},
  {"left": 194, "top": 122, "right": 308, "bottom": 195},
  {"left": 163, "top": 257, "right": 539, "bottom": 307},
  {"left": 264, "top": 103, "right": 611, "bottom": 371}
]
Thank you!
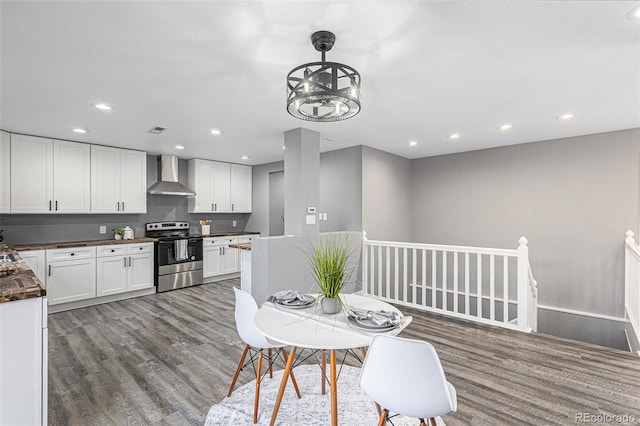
[
  {"left": 238, "top": 234, "right": 258, "bottom": 244},
  {"left": 128, "top": 243, "right": 153, "bottom": 254},
  {"left": 96, "top": 245, "right": 127, "bottom": 257},
  {"left": 46, "top": 246, "right": 96, "bottom": 261},
  {"left": 203, "top": 237, "right": 237, "bottom": 246}
]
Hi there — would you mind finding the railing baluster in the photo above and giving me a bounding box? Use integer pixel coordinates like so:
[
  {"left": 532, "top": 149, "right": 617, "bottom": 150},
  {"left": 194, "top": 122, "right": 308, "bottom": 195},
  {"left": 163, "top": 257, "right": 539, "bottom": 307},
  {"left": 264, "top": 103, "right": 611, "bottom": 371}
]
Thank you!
[
  {"left": 377, "top": 245, "right": 383, "bottom": 297},
  {"left": 394, "top": 247, "right": 399, "bottom": 301},
  {"left": 503, "top": 255, "right": 509, "bottom": 324},
  {"left": 386, "top": 246, "right": 391, "bottom": 300},
  {"left": 442, "top": 251, "right": 447, "bottom": 311},
  {"left": 453, "top": 251, "right": 459, "bottom": 313},
  {"left": 477, "top": 254, "right": 482, "bottom": 319},
  {"left": 465, "top": 252, "right": 470, "bottom": 315},
  {"left": 490, "top": 254, "right": 495, "bottom": 321},
  {"left": 412, "top": 248, "right": 417, "bottom": 304},
  {"left": 422, "top": 249, "right": 427, "bottom": 307},
  {"left": 403, "top": 247, "right": 408, "bottom": 303},
  {"left": 431, "top": 250, "right": 436, "bottom": 309}
]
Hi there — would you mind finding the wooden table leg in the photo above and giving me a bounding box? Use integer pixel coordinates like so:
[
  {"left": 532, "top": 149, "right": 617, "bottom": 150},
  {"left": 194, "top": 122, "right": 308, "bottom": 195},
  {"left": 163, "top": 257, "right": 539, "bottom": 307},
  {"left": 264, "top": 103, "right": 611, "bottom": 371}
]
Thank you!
[
  {"left": 269, "top": 346, "right": 296, "bottom": 426},
  {"left": 330, "top": 349, "right": 338, "bottom": 426}
]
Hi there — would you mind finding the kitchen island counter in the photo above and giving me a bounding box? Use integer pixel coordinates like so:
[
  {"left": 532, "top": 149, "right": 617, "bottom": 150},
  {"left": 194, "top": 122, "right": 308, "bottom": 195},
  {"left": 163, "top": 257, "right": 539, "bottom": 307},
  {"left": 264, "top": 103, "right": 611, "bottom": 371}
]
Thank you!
[
  {"left": 229, "top": 242, "right": 251, "bottom": 251},
  {"left": 12, "top": 237, "right": 158, "bottom": 251},
  {"left": 0, "top": 250, "right": 46, "bottom": 303}
]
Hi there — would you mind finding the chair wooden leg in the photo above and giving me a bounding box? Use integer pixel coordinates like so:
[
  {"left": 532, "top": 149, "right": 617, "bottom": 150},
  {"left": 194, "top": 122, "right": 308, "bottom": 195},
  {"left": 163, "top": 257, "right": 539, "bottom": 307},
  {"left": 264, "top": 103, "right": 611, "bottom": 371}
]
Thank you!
[
  {"left": 253, "top": 351, "right": 263, "bottom": 424},
  {"left": 419, "top": 419, "right": 427, "bottom": 426},
  {"left": 281, "top": 348, "right": 301, "bottom": 398},
  {"left": 268, "top": 348, "right": 273, "bottom": 378},
  {"left": 269, "top": 346, "right": 296, "bottom": 426},
  {"left": 228, "top": 345, "right": 250, "bottom": 397},
  {"left": 330, "top": 349, "right": 338, "bottom": 426},
  {"left": 429, "top": 418, "right": 437, "bottom": 426},
  {"left": 321, "top": 349, "right": 327, "bottom": 395},
  {"left": 378, "top": 409, "right": 388, "bottom": 426}
]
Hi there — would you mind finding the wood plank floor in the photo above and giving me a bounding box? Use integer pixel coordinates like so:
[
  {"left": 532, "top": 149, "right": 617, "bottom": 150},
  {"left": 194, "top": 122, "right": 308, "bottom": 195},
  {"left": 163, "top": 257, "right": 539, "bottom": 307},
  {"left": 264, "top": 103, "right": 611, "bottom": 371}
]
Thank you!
[{"left": 48, "top": 279, "right": 640, "bottom": 425}]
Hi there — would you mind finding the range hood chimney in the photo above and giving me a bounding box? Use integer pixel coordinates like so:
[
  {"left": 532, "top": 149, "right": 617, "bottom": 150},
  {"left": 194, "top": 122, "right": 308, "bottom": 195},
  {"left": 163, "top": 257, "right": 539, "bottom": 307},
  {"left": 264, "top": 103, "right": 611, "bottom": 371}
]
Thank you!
[{"left": 147, "top": 155, "right": 196, "bottom": 196}]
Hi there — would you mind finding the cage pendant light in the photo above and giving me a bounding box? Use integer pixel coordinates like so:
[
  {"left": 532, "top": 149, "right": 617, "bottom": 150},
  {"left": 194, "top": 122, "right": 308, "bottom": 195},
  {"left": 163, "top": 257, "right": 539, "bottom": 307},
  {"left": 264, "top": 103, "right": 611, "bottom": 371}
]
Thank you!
[{"left": 286, "top": 31, "right": 361, "bottom": 122}]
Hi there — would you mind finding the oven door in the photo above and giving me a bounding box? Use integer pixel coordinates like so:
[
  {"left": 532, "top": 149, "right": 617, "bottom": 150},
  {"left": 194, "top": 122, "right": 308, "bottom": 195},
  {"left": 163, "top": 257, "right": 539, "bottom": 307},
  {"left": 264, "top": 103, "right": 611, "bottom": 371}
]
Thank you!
[{"left": 157, "top": 237, "right": 203, "bottom": 266}]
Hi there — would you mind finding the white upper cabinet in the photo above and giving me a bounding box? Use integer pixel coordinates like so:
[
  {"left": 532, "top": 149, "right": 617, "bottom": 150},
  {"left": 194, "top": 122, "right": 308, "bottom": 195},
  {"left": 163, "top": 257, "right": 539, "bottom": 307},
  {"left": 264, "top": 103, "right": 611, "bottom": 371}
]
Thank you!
[
  {"left": 10, "top": 134, "right": 90, "bottom": 213},
  {"left": 188, "top": 159, "right": 251, "bottom": 213},
  {"left": 231, "top": 164, "right": 252, "bottom": 213},
  {"left": 0, "top": 131, "right": 10, "bottom": 213},
  {"left": 91, "top": 146, "right": 146, "bottom": 213}
]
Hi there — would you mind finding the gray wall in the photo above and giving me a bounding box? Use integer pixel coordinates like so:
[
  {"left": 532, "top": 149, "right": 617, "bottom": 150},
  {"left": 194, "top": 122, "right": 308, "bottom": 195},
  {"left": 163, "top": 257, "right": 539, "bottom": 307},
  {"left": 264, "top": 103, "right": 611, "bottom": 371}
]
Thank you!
[
  {"left": 246, "top": 145, "right": 364, "bottom": 237},
  {"left": 411, "top": 128, "right": 640, "bottom": 349},
  {"left": 0, "top": 156, "right": 251, "bottom": 245},
  {"left": 362, "top": 146, "right": 412, "bottom": 241}
]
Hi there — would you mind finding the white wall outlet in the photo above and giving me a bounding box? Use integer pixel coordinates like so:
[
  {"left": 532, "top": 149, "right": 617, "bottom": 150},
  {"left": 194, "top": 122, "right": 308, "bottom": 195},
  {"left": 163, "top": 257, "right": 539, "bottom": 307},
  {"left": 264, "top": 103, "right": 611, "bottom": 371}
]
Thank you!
[
  {"left": 323, "top": 213, "right": 328, "bottom": 221},
  {"left": 99, "top": 226, "right": 106, "bottom": 234},
  {"left": 232, "top": 220, "right": 237, "bottom": 227}
]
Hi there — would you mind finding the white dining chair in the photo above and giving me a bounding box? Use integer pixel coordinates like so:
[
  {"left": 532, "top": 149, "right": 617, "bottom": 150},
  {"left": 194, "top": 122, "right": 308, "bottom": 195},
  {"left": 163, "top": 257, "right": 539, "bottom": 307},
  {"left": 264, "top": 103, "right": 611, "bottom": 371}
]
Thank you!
[
  {"left": 228, "top": 287, "right": 301, "bottom": 424},
  {"left": 359, "top": 334, "right": 457, "bottom": 426}
]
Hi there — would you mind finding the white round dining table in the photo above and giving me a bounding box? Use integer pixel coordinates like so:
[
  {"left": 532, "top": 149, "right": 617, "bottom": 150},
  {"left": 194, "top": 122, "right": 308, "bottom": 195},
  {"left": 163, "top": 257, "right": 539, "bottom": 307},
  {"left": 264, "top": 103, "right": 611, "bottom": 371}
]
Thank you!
[{"left": 254, "top": 293, "right": 412, "bottom": 426}]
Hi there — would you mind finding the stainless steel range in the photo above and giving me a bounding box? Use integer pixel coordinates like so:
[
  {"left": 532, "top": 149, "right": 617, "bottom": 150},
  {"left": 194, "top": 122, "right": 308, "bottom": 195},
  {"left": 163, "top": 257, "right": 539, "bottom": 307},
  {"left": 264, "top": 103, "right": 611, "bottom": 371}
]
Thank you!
[{"left": 145, "top": 221, "right": 203, "bottom": 293}]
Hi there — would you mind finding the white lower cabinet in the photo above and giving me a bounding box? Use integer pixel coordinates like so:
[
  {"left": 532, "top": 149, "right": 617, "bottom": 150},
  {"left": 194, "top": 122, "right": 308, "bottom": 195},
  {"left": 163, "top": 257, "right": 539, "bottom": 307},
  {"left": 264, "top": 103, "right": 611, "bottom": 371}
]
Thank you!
[
  {"left": 203, "top": 236, "right": 239, "bottom": 278},
  {"left": 46, "top": 247, "right": 97, "bottom": 305},
  {"left": 96, "top": 243, "right": 153, "bottom": 296},
  {"left": 19, "top": 249, "right": 47, "bottom": 284},
  {"left": 0, "top": 297, "right": 47, "bottom": 426}
]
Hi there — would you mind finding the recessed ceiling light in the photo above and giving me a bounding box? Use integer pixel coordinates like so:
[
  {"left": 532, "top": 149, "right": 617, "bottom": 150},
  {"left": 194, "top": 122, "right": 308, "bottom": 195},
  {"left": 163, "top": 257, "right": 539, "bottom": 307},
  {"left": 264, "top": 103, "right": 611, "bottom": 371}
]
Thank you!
[
  {"left": 72, "top": 128, "right": 88, "bottom": 134},
  {"left": 556, "top": 113, "right": 575, "bottom": 120},
  {"left": 241, "top": 155, "right": 250, "bottom": 160},
  {"left": 175, "top": 145, "right": 185, "bottom": 150},
  {"left": 91, "top": 103, "right": 112, "bottom": 111},
  {"left": 498, "top": 124, "right": 513, "bottom": 131},
  {"left": 210, "top": 129, "right": 222, "bottom": 135},
  {"left": 408, "top": 141, "right": 418, "bottom": 146},
  {"left": 448, "top": 133, "right": 461, "bottom": 140},
  {"left": 626, "top": 4, "right": 640, "bottom": 19}
]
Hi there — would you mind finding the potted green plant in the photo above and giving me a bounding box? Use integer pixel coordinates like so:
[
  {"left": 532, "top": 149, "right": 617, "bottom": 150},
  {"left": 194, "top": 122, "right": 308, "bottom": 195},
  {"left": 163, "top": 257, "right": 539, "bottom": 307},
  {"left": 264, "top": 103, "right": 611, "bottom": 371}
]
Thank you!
[
  {"left": 306, "top": 233, "right": 355, "bottom": 314},
  {"left": 113, "top": 227, "right": 125, "bottom": 240}
]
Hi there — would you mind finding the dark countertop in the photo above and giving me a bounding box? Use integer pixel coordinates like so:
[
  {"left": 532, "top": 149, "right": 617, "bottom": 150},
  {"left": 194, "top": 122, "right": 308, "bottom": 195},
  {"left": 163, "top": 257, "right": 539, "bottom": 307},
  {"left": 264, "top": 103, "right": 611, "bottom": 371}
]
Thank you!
[
  {"left": 0, "top": 250, "right": 46, "bottom": 303},
  {"left": 12, "top": 237, "right": 158, "bottom": 251},
  {"left": 196, "top": 231, "right": 260, "bottom": 238},
  {"left": 230, "top": 243, "right": 251, "bottom": 251}
]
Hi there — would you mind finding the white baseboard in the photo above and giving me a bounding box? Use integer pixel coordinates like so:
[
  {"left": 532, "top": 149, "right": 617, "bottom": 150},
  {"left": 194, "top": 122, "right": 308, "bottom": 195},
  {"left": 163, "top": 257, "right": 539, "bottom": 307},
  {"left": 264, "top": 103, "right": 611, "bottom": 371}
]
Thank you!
[{"left": 537, "top": 304, "right": 626, "bottom": 323}]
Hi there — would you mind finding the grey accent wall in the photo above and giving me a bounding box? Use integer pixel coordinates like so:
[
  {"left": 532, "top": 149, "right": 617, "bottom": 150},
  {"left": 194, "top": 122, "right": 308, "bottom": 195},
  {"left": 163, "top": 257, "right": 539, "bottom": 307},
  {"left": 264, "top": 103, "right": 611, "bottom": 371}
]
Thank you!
[
  {"left": 362, "top": 146, "right": 412, "bottom": 241},
  {"left": 246, "top": 161, "right": 284, "bottom": 237},
  {"left": 319, "top": 146, "right": 363, "bottom": 233},
  {"left": 0, "top": 156, "right": 251, "bottom": 245},
  {"left": 411, "top": 129, "right": 640, "bottom": 347}
]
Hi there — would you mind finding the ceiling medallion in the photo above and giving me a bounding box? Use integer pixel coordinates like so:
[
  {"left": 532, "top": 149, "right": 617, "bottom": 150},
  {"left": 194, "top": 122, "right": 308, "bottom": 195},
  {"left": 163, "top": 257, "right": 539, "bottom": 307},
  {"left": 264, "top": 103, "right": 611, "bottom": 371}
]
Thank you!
[{"left": 286, "top": 31, "right": 361, "bottom": 122}]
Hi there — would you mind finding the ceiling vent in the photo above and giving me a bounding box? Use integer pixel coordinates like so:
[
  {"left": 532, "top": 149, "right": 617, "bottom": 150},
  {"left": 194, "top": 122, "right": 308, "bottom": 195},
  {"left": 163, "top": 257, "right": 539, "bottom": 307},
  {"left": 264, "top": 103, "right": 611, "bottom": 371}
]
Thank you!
[{"left": 147, "top": 126, "right": 167, "bottom": 135}]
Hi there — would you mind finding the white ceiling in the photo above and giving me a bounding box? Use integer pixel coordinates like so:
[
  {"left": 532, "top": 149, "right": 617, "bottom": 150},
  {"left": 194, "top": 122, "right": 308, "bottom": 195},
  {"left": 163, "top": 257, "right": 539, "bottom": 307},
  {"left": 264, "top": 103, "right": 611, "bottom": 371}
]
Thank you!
[{"left": 1, "top": 1, "right": 639, "bottom": 165}]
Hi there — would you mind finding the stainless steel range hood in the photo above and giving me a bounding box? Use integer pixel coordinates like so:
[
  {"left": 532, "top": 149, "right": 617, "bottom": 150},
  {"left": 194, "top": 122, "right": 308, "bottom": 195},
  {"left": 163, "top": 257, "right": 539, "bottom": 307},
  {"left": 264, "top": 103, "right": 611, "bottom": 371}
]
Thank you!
[{"left": 147, "top": 155, "right": 196, "bottom": 196}]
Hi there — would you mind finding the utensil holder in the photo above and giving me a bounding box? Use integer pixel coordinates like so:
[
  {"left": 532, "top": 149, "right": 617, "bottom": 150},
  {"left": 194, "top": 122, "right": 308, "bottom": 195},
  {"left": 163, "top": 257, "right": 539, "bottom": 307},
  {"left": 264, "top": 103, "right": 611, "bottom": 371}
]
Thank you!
[{"left": 202, "top": 225, "right": 210, "bottom": 235}]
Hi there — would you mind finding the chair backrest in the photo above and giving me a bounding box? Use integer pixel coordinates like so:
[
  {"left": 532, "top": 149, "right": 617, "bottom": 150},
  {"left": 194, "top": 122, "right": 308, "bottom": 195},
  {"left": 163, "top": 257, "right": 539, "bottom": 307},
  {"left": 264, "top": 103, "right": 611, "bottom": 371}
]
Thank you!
[
  {"left": 233, "top": 287, "right": 273, "bottom": 349},
  {"left": 359, "top": 334, "right": 456, "bottom": 419}
]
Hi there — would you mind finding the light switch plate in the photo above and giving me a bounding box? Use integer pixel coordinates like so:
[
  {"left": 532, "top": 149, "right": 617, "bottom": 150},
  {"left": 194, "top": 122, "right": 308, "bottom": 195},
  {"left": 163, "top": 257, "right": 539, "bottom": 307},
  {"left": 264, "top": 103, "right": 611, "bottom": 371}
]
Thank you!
[
  {"left": 232, "top": 220, "right": 237, "bottom": 227},
  {"left": 99, "top": 226, "right": 106, "bottom": 234}
]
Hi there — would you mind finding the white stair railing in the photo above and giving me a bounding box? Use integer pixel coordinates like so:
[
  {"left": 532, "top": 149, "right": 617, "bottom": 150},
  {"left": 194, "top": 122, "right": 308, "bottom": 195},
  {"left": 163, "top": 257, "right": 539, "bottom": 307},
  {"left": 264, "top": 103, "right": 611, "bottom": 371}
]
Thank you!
[
  {"left": 624, "top": 230, "right": 640, "bottom": 349},
  {"left": 362, "top": 232, "right": 537, "bottom": 332}
]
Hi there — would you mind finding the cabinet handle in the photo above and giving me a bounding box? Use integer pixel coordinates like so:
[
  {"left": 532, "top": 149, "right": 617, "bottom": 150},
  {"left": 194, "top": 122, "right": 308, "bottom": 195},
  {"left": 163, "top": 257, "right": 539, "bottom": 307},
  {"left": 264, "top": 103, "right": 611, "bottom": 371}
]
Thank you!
[
  {"left": 219, "top": 246, "right": 222, "bottom": 255},
  {"left": 128, "top": 257, "right": 132, "bottom": 267},
  {"left": 70, "top": 252, "right": 75, "bottom": 256},
  {"left": 116, "top": 202, "right": 120, "bottom": 211},
  {"left": 232, "top": 203, "right": 234, "bottom": 211},
  {"left": 124, "top": 257, "right": 127, "bottom": 267},
  {"left": 55, "top": 200, "right": 58, "bottom": 211},
  {"left": 48, "top": 265, "right": 51, "bottom": 276},
  {"left": 122, "top": 201, "right": 125, "bottom": 211},
  {"left": 214, "top": 203, "right": 217, "bottom": 211},
  {"left": 49, "top": 200, "right": 52, "bottom": 211}
]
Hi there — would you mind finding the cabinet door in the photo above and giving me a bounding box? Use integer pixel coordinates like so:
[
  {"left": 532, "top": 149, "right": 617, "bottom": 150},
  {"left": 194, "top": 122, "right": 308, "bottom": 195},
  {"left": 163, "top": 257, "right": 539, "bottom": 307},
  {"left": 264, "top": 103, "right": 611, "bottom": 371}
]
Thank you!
[
  {"left": 127, "top": 252, "right": 153, "bottom": 291},
  {"left": 203, "top": 244, "right": 222, "bottom": 278},
  {"left": 221, "top": 246, "right": 239, "bottom": 274},
  {"left": 120, "top": 149, "right": 147, "bottom": 213},
  {"left": 212, "top": 161, "right": 231, "bottom": 212},
  {"left": 96, "top": 256, "right": 127, "bottom": 296},
  {"left": 19, "top": 250, "right": 46, "bottom": 284},
  {"left": 47, "top": 258, "right": 96, "bottom": 305},
  {"left": 53, "top": 140, "right": 91, "bottom": 213},
  {"left": 0, "top": 131, "right": 10, "bottom": 213},
  {"left": 10, "top": 134, "right": 53, "bottom": 213},
  {"left": 91, "top": 145, "right": 121, "bottom": 213},
  {"left": 230, "top": 164, "right": 252, "bottom": 212},
  {"left": 188, "top": 159, "right": 214, "bottom": 213}
]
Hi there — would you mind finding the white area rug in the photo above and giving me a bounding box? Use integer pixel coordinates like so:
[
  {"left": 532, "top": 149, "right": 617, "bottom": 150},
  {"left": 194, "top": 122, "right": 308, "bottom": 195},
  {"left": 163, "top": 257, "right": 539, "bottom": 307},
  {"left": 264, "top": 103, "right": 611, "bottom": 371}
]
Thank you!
[{"left": 204, "top": 364, "right": 445, "bottom": 426}]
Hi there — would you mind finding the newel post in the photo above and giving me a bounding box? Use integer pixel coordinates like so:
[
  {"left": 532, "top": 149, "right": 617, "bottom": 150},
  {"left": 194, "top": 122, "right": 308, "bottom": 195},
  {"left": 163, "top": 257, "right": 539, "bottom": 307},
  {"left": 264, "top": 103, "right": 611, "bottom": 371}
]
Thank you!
[
  {"left": 517, "top": 236, "right": 530, "bottom": 331},
  {"left": 362, "top": 230, "right": 368, "bottom": 295},
  {"left": 625, "top": 230, "right": 636, "bottom": 246}
]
